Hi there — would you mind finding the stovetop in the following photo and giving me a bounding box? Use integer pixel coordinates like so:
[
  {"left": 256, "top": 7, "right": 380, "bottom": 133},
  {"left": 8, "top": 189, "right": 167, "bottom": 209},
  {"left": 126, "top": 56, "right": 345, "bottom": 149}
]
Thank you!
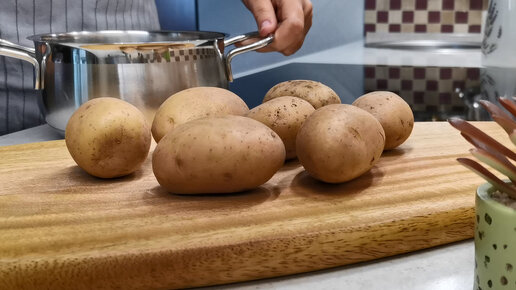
[{"left": 230, "top": 63, "right": 516, "bottom": 121}]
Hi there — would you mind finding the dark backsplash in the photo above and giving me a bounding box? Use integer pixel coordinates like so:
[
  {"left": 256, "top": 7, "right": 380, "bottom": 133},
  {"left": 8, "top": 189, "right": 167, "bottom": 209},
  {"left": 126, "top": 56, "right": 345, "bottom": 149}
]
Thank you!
[
  {"left": 364, "top": 65, "right": 483, "bottom": 121},
  {"left": 231, "top": 62, "right": 516, "bottom": 122}
]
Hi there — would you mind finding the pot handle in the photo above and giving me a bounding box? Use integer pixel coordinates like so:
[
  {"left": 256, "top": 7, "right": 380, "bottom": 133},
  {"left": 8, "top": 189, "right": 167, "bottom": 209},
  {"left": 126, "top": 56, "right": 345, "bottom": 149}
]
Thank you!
[
  {"left": 224, "top": 32, "right": 274, "bottom": 82},
  {"left": 0, "top": 39, "right": 42, "bottom": 90}
]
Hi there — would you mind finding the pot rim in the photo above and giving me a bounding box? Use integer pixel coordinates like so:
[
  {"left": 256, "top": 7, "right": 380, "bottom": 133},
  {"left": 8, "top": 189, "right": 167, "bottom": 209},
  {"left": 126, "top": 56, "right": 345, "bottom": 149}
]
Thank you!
[
  {"left": 0, "top": 30, "right": 273, "bottom": 90},
  {"left": 27, "top": 30, "right": 228, "bottom": 45},
  {"left": 477, "top": 182, "right": 516, "bottom": 213}
]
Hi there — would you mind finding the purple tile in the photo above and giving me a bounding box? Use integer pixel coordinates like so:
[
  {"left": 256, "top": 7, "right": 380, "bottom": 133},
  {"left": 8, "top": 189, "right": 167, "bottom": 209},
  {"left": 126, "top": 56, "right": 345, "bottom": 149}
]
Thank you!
[
  {"left": 470, "top": 0, "right": 483, "bottom": 10},
  {"left": 415, "top": 0, "right": 428, "bottom": 10},
  {"left": 414, "top": 92, "right": 425, "bottom": 104},
  {"left": 440, "top": 68, "right": 452, "bottom": 79},
  {"left": 389, "top": 24, "right": 401, "bottom": 32},
  {"left": 365, "top": 0, "right": 376, "bottom": 10},
  {"left": 415, "top": 24, "right": 427, "bottom": 33},
  {"left": 467, "top": 68, "right": 480, "bottom": 80},
  {"left": 452, "top": 106, "right": 464, "bottom": 112},
  {"left": 377, "top": 11, "right": 389, "bottom": 23},
  {"left": 428, "top": 11, "right": 441, "bottom": 23},
  {"left": 426, "top": 80, "right": 438, "bottom": 91},
  {"left": 389, "top": 68, "right": 401, "bottom": 78},
  {"left": 401, "top": 80, "right": 413, "bottom": 90},
  {"left": 439, "top": 93, "right": 452, "bottom": 104},
  {"left": 365, "top": 67, "right": 376, "bottom": 78},
  {"left": 390, "top": 0, "right": 401, "bottom": 10},
  {"left": 414, "top": 68, "right": 426, "bottom": 79},
  {"left": 453, "top": 81, "right": 465, "bottom": 90},
  {"left": 455, "top": 11, "right": 468, "bottom": 23},
  {"left": 377, "top": 79, "right": 388, "bottom": 90},
  {"left": 442, "top": 0, "right": 454, "bottom": 10},
  {"left": 469, "top": 25, "right": 481, "bottom": 33},
  {"left": 426, "top": 105, "right": 438, "bottom": 112},
  {"left": 441, "top": 25, "right": 453, "bottom": 33},
  {"left": 402, "top": 11, "right": 414, "bottom": 23},
  {"left": 364, "top": 24, "right": 376, "bottom": 34}
]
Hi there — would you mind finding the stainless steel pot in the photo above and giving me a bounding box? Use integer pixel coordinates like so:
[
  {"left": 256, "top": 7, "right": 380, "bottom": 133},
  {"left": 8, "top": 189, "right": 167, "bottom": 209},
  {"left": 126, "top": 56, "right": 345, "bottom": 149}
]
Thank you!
[{"left": 0, "top": 30, "right": 273, "bottom": 133}]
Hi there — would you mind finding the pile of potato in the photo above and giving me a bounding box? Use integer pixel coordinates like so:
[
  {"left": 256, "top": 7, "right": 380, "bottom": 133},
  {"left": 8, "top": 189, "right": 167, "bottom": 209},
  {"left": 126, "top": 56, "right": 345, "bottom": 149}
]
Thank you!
[{"left": 65, "top": 80, "right": 413, "bottom": 194}]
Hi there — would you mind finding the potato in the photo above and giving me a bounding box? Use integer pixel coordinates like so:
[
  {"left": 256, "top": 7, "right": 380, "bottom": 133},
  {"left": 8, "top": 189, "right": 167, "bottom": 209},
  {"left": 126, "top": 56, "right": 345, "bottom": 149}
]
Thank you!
[
  {"left": 151, "top": 87, "right": 249, "bottom": 142},
  {"left": 263, "top": 80, "right": 340, "bottom": 109},
  {"left": 352, "top": 91, "right": 414, "bottom": 150},
  {"left": 152, "top": 115, "right": 286, "bottom": 194},
  {"left": 65, "top": 97, "right": 151, "bottom": 178},
  {"left": 296, "top": 104, "right": 385, "bottom": 183},
  {"left": 246, "top": 96, "right": 315, "bottom": 160}
]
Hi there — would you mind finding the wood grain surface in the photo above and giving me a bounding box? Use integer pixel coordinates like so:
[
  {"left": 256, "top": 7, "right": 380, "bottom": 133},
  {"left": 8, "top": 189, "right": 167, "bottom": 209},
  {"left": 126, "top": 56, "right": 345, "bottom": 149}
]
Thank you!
[{"left": 0, "top": 122, "right": 509, "bottom": 289}]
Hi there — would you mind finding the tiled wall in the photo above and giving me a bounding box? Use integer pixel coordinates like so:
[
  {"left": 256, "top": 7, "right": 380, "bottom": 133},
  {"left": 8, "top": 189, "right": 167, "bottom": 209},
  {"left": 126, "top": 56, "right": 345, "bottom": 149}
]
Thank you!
[{"left": 364, "top": 0, "right": 489, "bottom": 34}]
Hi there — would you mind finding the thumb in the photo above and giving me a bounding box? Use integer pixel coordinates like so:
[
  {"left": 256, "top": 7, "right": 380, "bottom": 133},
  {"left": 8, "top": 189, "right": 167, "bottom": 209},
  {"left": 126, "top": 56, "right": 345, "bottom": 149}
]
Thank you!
[{"left": 243, "top": 0, "right": 277, "bottom": 37}]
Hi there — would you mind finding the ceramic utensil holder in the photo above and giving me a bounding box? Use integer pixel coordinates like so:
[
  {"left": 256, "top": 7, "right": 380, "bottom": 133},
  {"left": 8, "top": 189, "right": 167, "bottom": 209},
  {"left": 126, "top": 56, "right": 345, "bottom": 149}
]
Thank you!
[
  {"left": 482, "top": 0, "right": 516, "bottom": 67},
  {"left": 474, "top": 182, "right": 516, "bottom": 289}
]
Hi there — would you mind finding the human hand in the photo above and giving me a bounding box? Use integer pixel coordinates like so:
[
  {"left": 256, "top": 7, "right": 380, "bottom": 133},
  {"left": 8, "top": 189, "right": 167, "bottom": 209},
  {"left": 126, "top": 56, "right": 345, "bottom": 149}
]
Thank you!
[{"left": 241, "top": 0, "right": 313, "bottom": 56}]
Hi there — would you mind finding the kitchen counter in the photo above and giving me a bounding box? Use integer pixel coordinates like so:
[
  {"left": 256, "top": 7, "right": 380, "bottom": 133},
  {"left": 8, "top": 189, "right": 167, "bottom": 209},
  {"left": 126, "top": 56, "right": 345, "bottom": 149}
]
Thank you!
[
  {"left": 235, "top": 39, "right": 482, "bottom": 79},
  {"left": 0, "top": 40, "right": 481, "bottom": 290}
]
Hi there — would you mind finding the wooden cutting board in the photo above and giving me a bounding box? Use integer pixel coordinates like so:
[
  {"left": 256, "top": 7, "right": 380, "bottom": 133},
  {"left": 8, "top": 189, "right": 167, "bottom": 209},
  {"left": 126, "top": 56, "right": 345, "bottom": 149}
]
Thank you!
[{"left": 0, "top": 122, "right": 508, "bottom": 289}]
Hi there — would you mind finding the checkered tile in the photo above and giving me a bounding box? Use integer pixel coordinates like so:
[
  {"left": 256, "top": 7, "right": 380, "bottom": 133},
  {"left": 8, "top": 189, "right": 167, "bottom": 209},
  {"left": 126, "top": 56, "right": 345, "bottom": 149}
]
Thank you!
[
  {"left": 364, "top": 0, "right": 488, "bottom": 35},
  {"left": 364, "top": 65, "right": 481, "bottom": 119},
  {"left": 123, "top": 47, "right": 216, "bottom": 64}
]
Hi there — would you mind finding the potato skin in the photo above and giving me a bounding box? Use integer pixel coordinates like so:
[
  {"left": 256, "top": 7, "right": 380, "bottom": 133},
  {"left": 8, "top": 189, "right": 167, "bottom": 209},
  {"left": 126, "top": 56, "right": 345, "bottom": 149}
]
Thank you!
[
  {"left": 65, "top": 97, "right": 151, "bottom": 178},
  {"left": 263, "top": 80, "right": 340, "bottom": 109},
  {"left": 152, "top": 116, "right": 286, "bottom": 194},
  {"left": 246, "top": 96, "right": 315, "bottom": 160},
  {"left": 151, "top": 87, "right": 249, "bottom": 142},
  {"left": 296, "top": 104, "right": 385, "bottom": 183},
  {"left": 352, "top": 91, "right": 414, "bottom": 150}
]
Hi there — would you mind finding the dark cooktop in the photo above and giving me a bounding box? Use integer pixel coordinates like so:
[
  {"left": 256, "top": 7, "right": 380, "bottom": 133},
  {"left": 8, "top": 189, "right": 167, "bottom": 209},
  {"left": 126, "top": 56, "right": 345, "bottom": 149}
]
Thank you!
[{"left": 230, "top": 62, "right": 516, "bottom": 121}]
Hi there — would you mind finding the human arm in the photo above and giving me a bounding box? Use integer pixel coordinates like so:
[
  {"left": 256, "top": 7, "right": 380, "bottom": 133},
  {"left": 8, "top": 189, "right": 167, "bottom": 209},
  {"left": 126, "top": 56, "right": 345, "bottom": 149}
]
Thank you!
[{"left": 241, "top": 0, "right": 313, "bottom": 56}]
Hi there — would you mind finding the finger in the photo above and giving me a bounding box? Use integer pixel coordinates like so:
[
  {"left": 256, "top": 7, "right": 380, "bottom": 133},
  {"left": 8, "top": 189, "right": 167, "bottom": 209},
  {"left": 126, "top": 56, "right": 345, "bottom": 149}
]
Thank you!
[
  {"left": 272, "top": 0, "right": 306, "bottom": 55},
  {"left": 303, "top": 1, "right": 313, "bottom": 35},
  {"left": 242, "top": 0, "right": 278, "bottom": 37},
  {"left": 234, "top": 37, "right": 276, "bottom": 53},
  {"left": 279, "top": 0, "right": 312, "bottom": 55}
]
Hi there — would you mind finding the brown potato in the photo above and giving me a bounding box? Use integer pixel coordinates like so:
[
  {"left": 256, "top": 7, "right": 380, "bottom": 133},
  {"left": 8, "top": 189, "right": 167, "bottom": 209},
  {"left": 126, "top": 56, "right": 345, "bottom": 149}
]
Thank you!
[
  {"left": 152, "top": 116, "right": 286, "bottom": 194},
  {"left": 65, "top": 97, "right": 151, "bottom": 178},
  {"left": 151, "top": 87, "right": 249, "bottom": 142},
  {"left": 352, "top": 91, "right": 414, "bottom": 150},
  {"left": 263, "top": 80, "right": 341, "bottom": 109},
  {"left": 296, "top": 104, "right": 385, "bottom": 183},
  {"left": 246, "top": 96, "right": 315, "bottom": 160}
]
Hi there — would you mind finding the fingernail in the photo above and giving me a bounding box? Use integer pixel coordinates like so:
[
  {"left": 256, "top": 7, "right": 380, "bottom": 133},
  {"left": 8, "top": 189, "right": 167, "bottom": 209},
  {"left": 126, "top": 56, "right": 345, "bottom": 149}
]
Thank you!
[{"left": 260, "top": 20, "right": 272, "bottom": 31}]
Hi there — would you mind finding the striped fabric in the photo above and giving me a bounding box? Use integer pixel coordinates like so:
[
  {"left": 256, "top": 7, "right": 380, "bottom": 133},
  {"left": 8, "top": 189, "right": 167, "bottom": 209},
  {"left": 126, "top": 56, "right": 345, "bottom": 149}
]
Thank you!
[{"left": 0, "top": 0, "right": 160, "bottom": 135}]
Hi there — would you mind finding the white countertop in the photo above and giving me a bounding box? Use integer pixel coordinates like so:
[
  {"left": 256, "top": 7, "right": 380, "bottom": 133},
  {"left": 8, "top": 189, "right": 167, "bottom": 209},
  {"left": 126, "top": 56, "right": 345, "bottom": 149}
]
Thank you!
[
  {"left": 235, "top": 40, "right": 482, "bottom": 79},
  {"left": 0, "top": 40, "right": 480, "bottom": 290}
]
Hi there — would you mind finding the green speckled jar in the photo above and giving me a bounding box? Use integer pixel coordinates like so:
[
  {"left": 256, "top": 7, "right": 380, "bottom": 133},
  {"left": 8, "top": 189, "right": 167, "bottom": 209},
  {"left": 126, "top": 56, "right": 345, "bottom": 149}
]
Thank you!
[{"left": 475, "top": 182, "right": 516, "bottom": 290}]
